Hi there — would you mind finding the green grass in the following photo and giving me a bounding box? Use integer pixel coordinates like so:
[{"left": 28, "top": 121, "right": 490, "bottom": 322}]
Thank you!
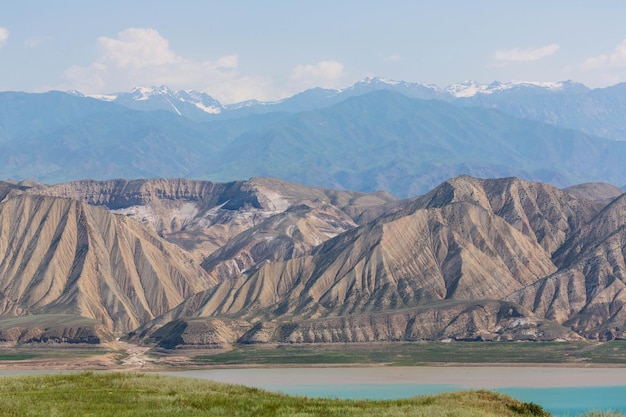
[
  {"left": 0, "top": 372, "right": 557, "bottom": 417},
  {"left": 585, "top": 341, "right": 626, "bottom": 364},
  {"left": 192, "top": 341, "right": 626, "bottom": 366},
  {"left": 0, "top": 353, "right": 37, "bottom": 361}
]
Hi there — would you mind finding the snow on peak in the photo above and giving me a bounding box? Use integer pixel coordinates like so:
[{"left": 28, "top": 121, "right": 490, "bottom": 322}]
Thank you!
[
  {"left": 192, "top": 101, "right": 221, "bottom": 114},
  {"left": 445, "top": 80, "right": 569, "bottom": 97},
  {"left": 345, "top": 77, "right": 441, "bottom": 94},
  {"left": 67, "top": 90, "right": 85, "bottom": 97},
  {"left": 108, "top": 86, "right": 223, "bottom": 114},
  {"left": 84, "top": 93, "right": 118, "bottom": 101},
  {"left": 445, "top": 80, "right": 490, "bottom": 97},
  {"left": 359, "top": 77, "right": 401, "bottom": 86},
  {"left": 129, "top": 85, "right": 175, "bottom": 101}
]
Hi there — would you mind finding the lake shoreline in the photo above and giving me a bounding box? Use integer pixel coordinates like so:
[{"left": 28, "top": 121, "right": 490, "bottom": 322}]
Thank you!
[
  {"left": 3, "top": 357, "right": 626, "bottom": 372},
  {"left": 159, "top": 365, "right": 626, "bottom": 389},
  {"left": 2, "top": 339, "right": 626, "bottom": 373}
]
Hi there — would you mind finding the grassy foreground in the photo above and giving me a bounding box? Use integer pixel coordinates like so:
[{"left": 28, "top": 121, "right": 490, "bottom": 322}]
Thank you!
[{"left": 0, "top": 372, "right": 561, "bottom": 417}]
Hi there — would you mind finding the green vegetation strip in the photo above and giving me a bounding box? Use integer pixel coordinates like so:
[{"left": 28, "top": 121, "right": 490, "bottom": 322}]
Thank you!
[
  {"left": 0, "top": 372, "right": 560, "bottom": 417},
  {"left": 0, "top": 354, "right": 37, "bottom": 361},
  {"left": 193, "top": 341, "right": 626, "bottom": 366}
]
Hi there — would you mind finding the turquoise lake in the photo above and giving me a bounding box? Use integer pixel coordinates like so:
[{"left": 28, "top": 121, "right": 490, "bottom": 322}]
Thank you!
[
  {"left": 268, "top": 383, "right": 626, "bottom": 416},
  {"left": 164, "top": 367, "right": 626, "bottom": 416}
]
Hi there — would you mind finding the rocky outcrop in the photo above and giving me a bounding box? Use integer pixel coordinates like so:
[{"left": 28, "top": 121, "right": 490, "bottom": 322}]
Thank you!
[
  {"left": 140, "top": 300, "right": 578, "bottom": 347},
  {"left": 146, "top": 318, "right": 252, "bottom": 349},
  {"left": 237, "top": 301, "right": 579, "bottom": 344},
  {"left": 0, "top": 315, "right": 113, "bottom": 345}
]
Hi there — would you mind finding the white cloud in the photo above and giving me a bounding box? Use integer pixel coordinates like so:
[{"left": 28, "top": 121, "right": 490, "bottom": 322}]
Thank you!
[
  {"left": 96, "top": 28, "right": 179, "bottom": 69},
  {"left": 582, "top": 39, "right": 626, "bottom": 70},
  {"left": 0, "top": 27, "right": 9, "bottom": 47},
  {"left": 494, "top": 44, "right": 560, "bottom": 62},
  {"left": 290, "top": 60, "right": 345, "bottom": 89},
  {"left": 574, "top": 40, "right": 626, "bottom": 87},
  {"left": 60, "top": 28, "right": 273, "bottom": 104}
]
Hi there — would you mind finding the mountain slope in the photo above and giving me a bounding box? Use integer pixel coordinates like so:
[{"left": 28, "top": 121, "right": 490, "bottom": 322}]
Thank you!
[
  {"left": 0, "top": 194, "right": 214, "bottom": 333},
  {"left": 93, "top": 78, "right": 626, "bottom": 142},
  {"left": 104, "top": 86, "right": 223, "bottom": 120},
  {"left": 0, "top": 92, "right": 220, "bottom": 184},
  {"left": 36, "top": 178, "right": 395, "bottom": 267},
  {"left": 458, "top": 81, "right": 626, "bottom": 141},
  {"left": 205, "top": 91, "right": 626, "bottom": 196},
  {"left": 413, "top": 176, "right": 597, "bottom": 254},
  {"left": 138, "top": 177, "right": 592, "bottom": 345},
  {"left": 564, "top": 182, "right": 624, "bottom": 210},
  {"left": 508, "top": 194, "right": 626, "bottom": 339},
  {"left": 5, "top": 89, "right": 626, "bottom": 197}
]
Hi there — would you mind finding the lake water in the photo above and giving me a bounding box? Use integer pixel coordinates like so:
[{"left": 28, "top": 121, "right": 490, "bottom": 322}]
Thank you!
[{"left": 164, "top": 367, "right": 626, "bottom": 416}]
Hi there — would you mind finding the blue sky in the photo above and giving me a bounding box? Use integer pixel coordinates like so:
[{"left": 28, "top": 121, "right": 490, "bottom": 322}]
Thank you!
[{"left": 2, "top": 1, "right": 626, "bottom": 103}]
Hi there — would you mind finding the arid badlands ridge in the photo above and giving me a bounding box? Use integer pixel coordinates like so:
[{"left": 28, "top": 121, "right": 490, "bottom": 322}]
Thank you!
[{"left": 0, "top": 176, "right": 625, "bottom": 348}]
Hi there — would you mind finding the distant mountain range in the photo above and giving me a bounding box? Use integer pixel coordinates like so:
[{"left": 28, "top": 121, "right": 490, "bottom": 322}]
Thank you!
[
  {"left": 2, "top": 176, "right": 626, "bottom": 346},
  {"left": 75, "top": 77, "right": 626, "bottom": 141},
  {"left": 4, "top": 81, "right": 626, "bottom": 197}
]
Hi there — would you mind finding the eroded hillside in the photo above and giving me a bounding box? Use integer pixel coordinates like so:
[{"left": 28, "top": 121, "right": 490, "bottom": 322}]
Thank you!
[
  {"left": 1, "top": 176, "right": 625, "bottom": 347},
  {"left": 0, "top": 194, "right": 214, "bottom": 333},
  {"left": 136, "top": 176, "right": 624, "bottom": 347}
]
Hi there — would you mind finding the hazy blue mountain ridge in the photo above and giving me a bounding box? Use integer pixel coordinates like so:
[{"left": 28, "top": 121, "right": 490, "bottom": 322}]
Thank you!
[
  {"left": 3, "top": 87, "right": 626, "bottom": 196},
  {"left": 203, "top": 91, "right": 626, "bottom": 196},
  {"left": 94, "top": 78, "right": 626, "bottom": 141}
]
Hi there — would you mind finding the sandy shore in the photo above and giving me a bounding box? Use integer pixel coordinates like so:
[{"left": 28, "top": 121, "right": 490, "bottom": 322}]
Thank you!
[{"left": 162, "top": 366, "right": 626, "bottom": 389}]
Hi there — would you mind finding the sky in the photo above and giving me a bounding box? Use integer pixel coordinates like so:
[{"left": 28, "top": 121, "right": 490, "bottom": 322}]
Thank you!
[{"left": 2, "top": 1, "right": 626, "bottom": 104}]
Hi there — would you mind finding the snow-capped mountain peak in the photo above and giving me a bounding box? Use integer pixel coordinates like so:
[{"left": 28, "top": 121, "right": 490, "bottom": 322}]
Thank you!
[
  {"left": 78, "top": 78, "right": 592, "bottom": 121},
  {"left": 348, "top": 77, "right": 440, "bottom": 91},
  {"left": 86, "top": 86, "right": 224, "bottom": 117},
  {"left": 444, "top": 80, "right": 582, "bottom": 98},
  {"left": 445, "top": 80, "right": 492, "bottom": 98},
  {"left": 129, "top": 85, "right": 176, "bottom": 101}
]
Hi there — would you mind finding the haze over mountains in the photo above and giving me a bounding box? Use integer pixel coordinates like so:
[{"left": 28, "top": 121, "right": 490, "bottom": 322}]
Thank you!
[{"left": 3, "top": 78, "right": 626, "bottom": 197}]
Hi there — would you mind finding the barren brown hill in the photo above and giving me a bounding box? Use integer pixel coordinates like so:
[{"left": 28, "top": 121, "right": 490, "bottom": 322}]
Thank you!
[
  {"left": 143, "top": 299, "right": 579, "bottom": 348},
  {"left": 140, "top": 177, "right": 594, "bottom": 345},
  {"left": 0, "top": 194, "right": 214, "bottom": 333},
  {"left": 564, "top": 182, "right": 624, "bottom": 210},
  {"left": 4, "top": 175, "right": 625, "bottom": 348},
  {"left": 0, "top": 315, "right": 113, "bottom": 345},
  {"left": 37, "top": 178, "right": 396, "bottom": 267},
  {"left": 412, "top": 176, "right": 598, "bottom": 254},
  {"left": 200, "top": 202, "right": 357, "bottom": 282},
  {"left": 509, "top": 194, "right": 626, "bottom": 339}
]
